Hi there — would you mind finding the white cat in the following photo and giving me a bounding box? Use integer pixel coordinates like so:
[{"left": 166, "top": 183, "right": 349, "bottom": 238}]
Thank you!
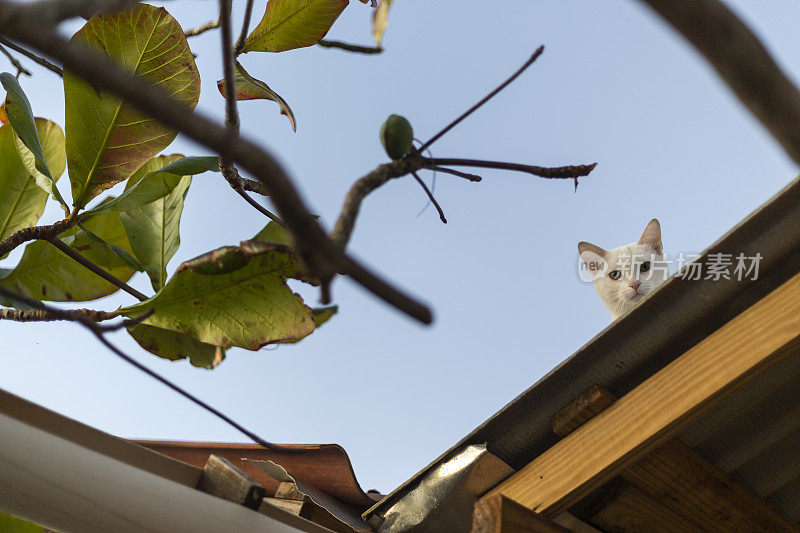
[{"left": 578, "top": 219, "right": 669, "bottom": 319}]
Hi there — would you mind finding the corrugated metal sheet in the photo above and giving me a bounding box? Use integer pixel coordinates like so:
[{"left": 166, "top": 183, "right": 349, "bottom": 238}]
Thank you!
[
  {"left": 138, "top": 441, "right": 381, "bottom": 508},
  {"left": 366, "top": 176, "right": 800, "bottom": 523},
  {"left": 679, "top": 348, "right": 800, "bottom": 521}
]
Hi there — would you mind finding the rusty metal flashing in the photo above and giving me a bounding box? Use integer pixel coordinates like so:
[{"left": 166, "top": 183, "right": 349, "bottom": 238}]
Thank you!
[{"left": 366, "top": 176, "right": 800, "bottom": 522}]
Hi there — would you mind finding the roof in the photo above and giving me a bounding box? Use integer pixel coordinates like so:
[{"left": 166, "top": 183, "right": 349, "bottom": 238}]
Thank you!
[
  {"left": 366, "top": 176, "right": 800, "bottom": 524},
  {"left": 0, "top": 388, "right": 334, "bottom": 532},
  {"left": 136, "top": 440, "right": 381, "bottom": 508}
]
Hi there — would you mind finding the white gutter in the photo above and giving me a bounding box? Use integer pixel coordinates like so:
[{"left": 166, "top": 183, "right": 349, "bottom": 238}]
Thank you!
[{"left": 0, "top": 390, "right": 331, "bottom": 532}]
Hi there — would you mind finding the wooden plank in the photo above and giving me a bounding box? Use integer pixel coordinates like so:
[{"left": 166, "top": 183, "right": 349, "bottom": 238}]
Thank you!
[
  {"left": 275, "top": 481, "right": 305, "bottom": 501},
  {"left": 625, "top": 441, "right": 797, "bottom": 531},
  {"left": 263, "top": 496, "right": 306, "bottom": 515},
  {"left": 472, "top": 494, "right": 568, "bottom": 533},
  {"left": 196, "top": 454, "right": 267, "bottom": 510},
  {"left": 585, "top": 480, "right": 700, "bottom": 533},
  {"left": 484, "top": 272, "right": 800, "bottom": 516},
  {"left": 552, "top": 385, "right": 616, "bottom": 437},
  {"left": 552, "top": 386, "right": 795, "bottom": 530}
]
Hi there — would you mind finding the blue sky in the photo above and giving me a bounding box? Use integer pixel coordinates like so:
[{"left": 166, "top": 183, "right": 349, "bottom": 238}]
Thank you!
[{"left": 1, "top": 0, "right": 798, "bottom": 494}]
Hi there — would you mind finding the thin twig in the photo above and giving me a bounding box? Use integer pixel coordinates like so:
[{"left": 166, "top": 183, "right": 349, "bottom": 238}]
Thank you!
[
  {"left": 184, "top": 17, "right": 220, "bottom": 38},
  {"left": 0, "top": 218, "right": 76, "bottom": 258},
  {"left": 0, "top": 284, "right": 287, "bottom": 452},
  {"left": 98, "top": 308, "right": 154, "bottom": 331},
  {"left": 232, "top": 186, "right": 285, "bottom": 226},
  {"left": 233, "top": 0, "right": 255, "bottom": 56},
  {"left": 423, "top": 165, "right": 482, "bottom": 182},
  {"left": 317, "top": 40, "right": 383, "bottom": 55},
  {"left": 411, "top": 171, "right": 446, "bottom": 223},
  {"left": 0, "top": 6, "right": 433, "bottom": 324},
  {"left": 636, "top": 0, "right": 800, "bottom": 166},
  {"left": 45, "top": 237, "right": 148, "bottom": 301},
  {"left": 0, "top": 43, "right": 31, "bottom": 76},
  {"left": 0, "top": 36, "right": 61, "bottom": 76},
  {"left": 425, "top": 158, "right": 598, "bottom": 179},
  {"left": 0, "top": 307, "right": 117, "bottom": 323},
  {"left": 416, "top": 46, "right": 544, "bottom": 153}
]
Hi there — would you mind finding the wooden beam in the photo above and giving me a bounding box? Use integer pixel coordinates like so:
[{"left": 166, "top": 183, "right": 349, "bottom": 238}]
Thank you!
[
  {"left": 472, "top": 494, "right": 568, "bottom": 533},
  {"left": 625, "top": 441, "right": 796, "bottom": 531},
  {"left": 552, "top": 385, "right": 615, "bottom": 437},
  {"left": 484, "top": 272, "right": 800, "bottom": 516},
  {"left": 196, "top": 454, "right": 266, "bottom": 510},
  {"left": 585, "top": 480, "right": 699, "bottom": 533}
]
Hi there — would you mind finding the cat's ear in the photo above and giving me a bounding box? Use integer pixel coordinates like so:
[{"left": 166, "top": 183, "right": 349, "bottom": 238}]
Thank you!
[
  {"left": 578, "top": 241, "right": 607, "bottom": 272},
  {"left": 638, "top": 218, "right": 663, "bottom": 254}
]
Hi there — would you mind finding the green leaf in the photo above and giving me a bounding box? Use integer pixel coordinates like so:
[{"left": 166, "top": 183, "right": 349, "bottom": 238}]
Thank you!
[
  {"left": 0, "top": 73, "right": 52, "bottom": 180},
  {"left": 217, "top": 61, "right": 296, "bottom": 132},
  {"left": 0, "top": 209, "right": 136, "bottom": 302},
  {"left": 65, "top": 4, "right": 200, "bottom": 209},
  {"left": 243, "top": 0, "right": 349, "bottom": 53},
  {"left": 79, "top": 224, "right": 144, "bottom": 271},
  {"left": 277, "top": 304, "right": 338, "bottom": 343},
  {"left": 121, "top": 240, "right": 316, "bottom": 349},
  {"left": 13, "top": 118, "right": 69, "bottom": 211},
  {"left": 82, "top": 155, "right": 217, "bottom": 217},
  {"left": 127, "top": 323, "right": 226, "bottom": 368},
  {"left": 372, "top": 0, "right": 393, "bottom": 45},
  {"left": 0, "top": 119, "right": 65, "bottom": 245},
  {"left": 252, "top": 220, "right": 292, "bottom": 246},
  {"left": 0, "top": 511, "right": 44, "bottom": 533},
  {"left": 155, "top": 156, "right": 220, "bottom": 176},
  {"left": 119, "top": 155, "right": 192, "bottom": 291}
]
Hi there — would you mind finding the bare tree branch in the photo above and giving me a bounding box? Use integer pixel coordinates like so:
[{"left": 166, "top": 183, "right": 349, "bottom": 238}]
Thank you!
[
  {"left": 11, "top": 0, "right": 142, "bottom": 23},
  {"left": 411, "top": 170, "right": 446, "bottom": 224},
  {"left": 0, "top": 42, "right": 30, "bottom": 76},
  {"left": 0, "top": 306, "right": 117, "bottom": 323},
  {"left": 331, "top": 157, "right": 425, "bottom": 248},
  {"left": 0, "top": 218, "right": 76, "bottom": 258},
  {"left": 233, "top": 0, "right": 254, "bottom": 56},
  {"left": 317, "top": 39, "right": 383, "bottom": 55},
  {"left": 45, "top": 237, "right": 149, "bottom": 301},
  {"left": 184, "top": 17, "right": 220, "bottom": 38},
  {"left": 417, "top": 46, "right": 544, "bottom": 153},
  {"left": 425, "top": 158, "right": 598, "bottom": 179},
  {"left": 636, "top": 0, "right": 800, "bottom": 166},
  {"left": 0, "top": 36, "right": 62, "bottom": 76},
  {"left": 238, "top": 174, "right": 271, "bottom": 196},
  {"left": 423, "top": 165, "right": 482, "bottom": 182}
]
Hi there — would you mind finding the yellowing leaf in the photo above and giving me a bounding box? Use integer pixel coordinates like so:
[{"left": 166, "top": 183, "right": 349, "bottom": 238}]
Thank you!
[
  {"left": 243, "top": 0, "right": 349, "bottom": 53},
  {"left": 127, "top": 323, "right": 226, "bottom": 368},
  {"left": 65, "top": 4, "right": 200, "bottom": 209},
  {"left": 121, "top": 241, "right": 316, "bottom": 350},
  {"left": 372, "top": 0, "right": 393, "bottom": 45},
  {"left": 217, "top": 61, "right": 296, "bottom": 131}
]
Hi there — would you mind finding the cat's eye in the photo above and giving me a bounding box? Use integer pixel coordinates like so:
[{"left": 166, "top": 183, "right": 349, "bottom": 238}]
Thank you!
[
  {"left": 608, "top": 270, "right": 622, "bottom": 280},
  {"left": 640, "top": 261, "right": 651, "bottom": 273}
]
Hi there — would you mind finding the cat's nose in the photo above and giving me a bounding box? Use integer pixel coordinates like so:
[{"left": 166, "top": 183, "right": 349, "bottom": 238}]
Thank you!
[{"left": 629, "top": 280, "right": 641, "bottom": 291}]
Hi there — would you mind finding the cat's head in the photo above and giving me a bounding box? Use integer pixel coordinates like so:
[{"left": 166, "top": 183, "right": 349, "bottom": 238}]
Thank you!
[{"left": 578, "top": 219, "right": 668, "bottom": 319}]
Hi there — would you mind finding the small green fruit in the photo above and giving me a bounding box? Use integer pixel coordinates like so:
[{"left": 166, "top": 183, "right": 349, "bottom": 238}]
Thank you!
[{"left": 380, "top": 114, "right": 414, "bottom": 160}]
